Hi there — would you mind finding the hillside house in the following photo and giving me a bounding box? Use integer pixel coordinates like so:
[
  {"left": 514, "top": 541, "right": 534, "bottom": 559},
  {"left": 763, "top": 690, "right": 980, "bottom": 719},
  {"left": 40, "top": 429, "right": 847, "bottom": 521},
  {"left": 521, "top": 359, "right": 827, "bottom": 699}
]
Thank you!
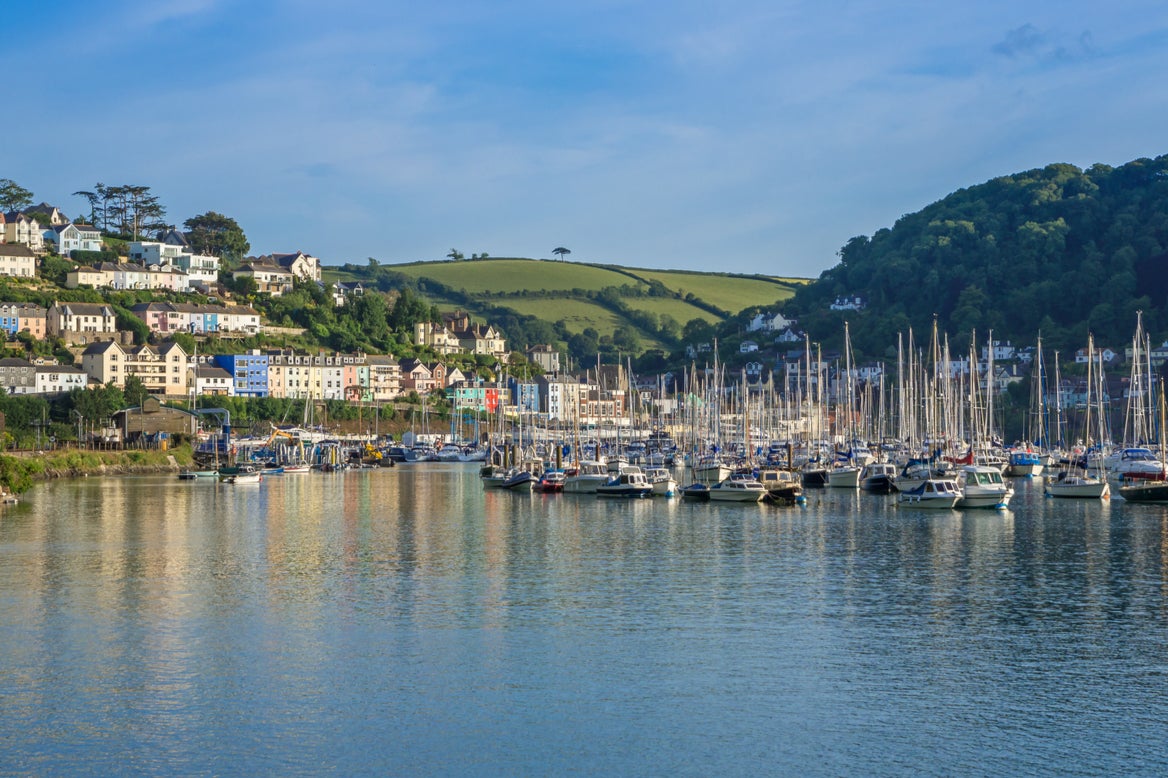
[
  {"left": 0, "top": 244, "right": 36, "bottom": 278},
  {"left": 46, "top": 223, "right": 102, "bottom": 256}
]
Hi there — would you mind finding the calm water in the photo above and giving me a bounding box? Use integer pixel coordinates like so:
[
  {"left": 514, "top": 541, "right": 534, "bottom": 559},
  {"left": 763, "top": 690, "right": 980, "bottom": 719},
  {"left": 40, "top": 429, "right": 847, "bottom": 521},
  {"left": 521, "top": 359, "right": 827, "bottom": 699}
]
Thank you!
[{"left": 2, "top": 466, "right": 1167, "bottom": 776}]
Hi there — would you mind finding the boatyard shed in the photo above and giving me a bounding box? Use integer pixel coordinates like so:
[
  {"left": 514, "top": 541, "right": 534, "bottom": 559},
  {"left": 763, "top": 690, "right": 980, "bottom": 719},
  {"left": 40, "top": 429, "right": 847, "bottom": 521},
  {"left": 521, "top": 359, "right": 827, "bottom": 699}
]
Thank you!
[{"left": 111, "top": 397, "right": 199, "bottom": 443}]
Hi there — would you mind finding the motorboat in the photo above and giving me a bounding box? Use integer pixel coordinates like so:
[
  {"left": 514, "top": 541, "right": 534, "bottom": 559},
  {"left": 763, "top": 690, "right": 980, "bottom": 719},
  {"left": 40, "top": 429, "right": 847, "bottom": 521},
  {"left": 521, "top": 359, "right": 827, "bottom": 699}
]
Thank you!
[
  {"left": 563, "top": 461, "right": 612, "bottom": 494},
  {"left": 1006, "top": 449, "right": 1044, "bottom": 478},
  {"left": 1105, "top": 447, "right": 1166, "bottom": 481},
  {"left": 498, "top": 468, "right": 536, "bottom": 491},
  {"left": 859, "top": 462, "right": 897, "bottom": 494},
  {"left": 897, "top": 478, "right": 960, "bottom": 509},
  {"left": 596, "top": 469, "right": 652, "bottom": 498},
  {"left": 708, "top": 475, "right": 766, "bottom": 503},
  {"left": 681, "top": 482, "right": 710, "bottom": 501},
  {"left": 956, "top": 465, "right": 1013, "bottom": 509},
  {"left": 226, "top": 465, "right": 262, "bottom": 485},
  {"left": 757, "top": 468, "right": 804, "bottom": 503},
  {"left": 644, "top": 467, "right": 678, "bottom": 497},
  {"left": 536, "top": 470, "right": 566, "bottom": 493}
]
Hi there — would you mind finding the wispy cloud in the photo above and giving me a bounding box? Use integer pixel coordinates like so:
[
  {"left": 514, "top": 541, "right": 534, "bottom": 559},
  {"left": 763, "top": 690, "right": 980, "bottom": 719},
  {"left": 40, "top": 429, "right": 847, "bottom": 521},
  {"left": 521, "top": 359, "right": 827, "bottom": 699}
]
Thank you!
[{"left": 992, "top": 23, "right": 1095, "bottom": 63}]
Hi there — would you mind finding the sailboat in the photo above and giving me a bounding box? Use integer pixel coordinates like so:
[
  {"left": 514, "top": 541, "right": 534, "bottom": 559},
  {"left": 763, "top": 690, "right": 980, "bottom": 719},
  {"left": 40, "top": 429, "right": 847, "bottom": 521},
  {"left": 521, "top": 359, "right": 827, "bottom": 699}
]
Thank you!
[
  {"left": 1045, "top": 335, "right": 1110, "bottom": 499},
  {"left": 1119, "top": 379, "right": 1168, "bottom": 503},
  {"left": 827, "top": 322, "right": 863, "bottom": 488},
  {"left": 1007, "top": 336, "right": 1046, "bottom": 477}
]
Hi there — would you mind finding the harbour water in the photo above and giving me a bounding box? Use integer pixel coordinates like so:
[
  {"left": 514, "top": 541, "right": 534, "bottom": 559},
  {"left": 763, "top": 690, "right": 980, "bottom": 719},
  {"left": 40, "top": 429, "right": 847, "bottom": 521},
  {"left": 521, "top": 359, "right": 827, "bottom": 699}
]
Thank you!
[{"left": 2, "top": 466, "right": 1168, "bottom": 775}]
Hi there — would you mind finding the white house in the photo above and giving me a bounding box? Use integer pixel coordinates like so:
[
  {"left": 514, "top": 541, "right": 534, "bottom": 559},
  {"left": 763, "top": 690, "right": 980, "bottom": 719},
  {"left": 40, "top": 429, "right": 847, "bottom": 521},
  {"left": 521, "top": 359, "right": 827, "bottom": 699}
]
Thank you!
[
  {"left": 740, "top": 340, "right": 759, "bottom": 353},
  {"left": 0, "top": 244, "right": 36, "bottom": 278},
  {"left": 1077, "top": 346, "right": 1118, "bottom": 364},
  {"left": 980, "top": 340, "right": 1016, "bottom": 362},
  {"left": 830, "top": 295, "right": 865, "bottom": 311},
  {"left": 35, "top": 365, "right": 88, "bottom": 394},
  {"left": 47, "top": 223, "right": 103, "bottom": 256},
  {"left": 747, "top": 311, "right": 794, "bottom": 333}
]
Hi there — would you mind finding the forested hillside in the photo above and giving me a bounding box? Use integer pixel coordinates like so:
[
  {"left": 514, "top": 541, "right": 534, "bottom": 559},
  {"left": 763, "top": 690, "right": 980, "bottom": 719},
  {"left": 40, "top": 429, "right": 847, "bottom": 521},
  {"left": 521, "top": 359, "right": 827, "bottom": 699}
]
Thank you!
[{"left": 784, "top": 155, "right": 1168, "bottom": 357}]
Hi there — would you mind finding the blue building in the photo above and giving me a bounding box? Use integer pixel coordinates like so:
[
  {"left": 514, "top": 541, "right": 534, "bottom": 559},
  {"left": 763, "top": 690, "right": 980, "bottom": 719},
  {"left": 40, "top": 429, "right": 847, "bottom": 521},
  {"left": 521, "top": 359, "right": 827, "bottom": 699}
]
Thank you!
[
  {"left": 214, "top": 352, "right": 270, "bottom": 397},
  {"left": 506, "top": 377, "right": 541, "bottom": 414}
]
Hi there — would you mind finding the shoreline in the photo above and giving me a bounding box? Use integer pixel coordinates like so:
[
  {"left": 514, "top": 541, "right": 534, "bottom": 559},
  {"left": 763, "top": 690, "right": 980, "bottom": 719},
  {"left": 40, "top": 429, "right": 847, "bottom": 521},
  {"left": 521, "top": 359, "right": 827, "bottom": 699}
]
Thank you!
[{"left": 0, "top": 448, "right": 191, "bottom": 495}]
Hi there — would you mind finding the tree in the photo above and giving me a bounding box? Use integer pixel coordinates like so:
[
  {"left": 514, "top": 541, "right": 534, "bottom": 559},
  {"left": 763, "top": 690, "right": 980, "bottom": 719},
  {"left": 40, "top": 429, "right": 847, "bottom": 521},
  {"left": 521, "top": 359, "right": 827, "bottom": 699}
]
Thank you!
[
  {"left": 553, "top": 246, "right": 571, "bottom": 261},
  {"left": 123, "top": 375, "right": 149, "bottom": 407},
  {"left": 447, "top": 249, "right": 465, "bottom": 261},
  {"left": 0, "top": 179, "right": 33, "bottom": 212},
  {"left": 77, "top": 183, "right": 167, "bottom": 237},
  {"left": 184, "top": 211, "right": 250, "bottom": 262}
]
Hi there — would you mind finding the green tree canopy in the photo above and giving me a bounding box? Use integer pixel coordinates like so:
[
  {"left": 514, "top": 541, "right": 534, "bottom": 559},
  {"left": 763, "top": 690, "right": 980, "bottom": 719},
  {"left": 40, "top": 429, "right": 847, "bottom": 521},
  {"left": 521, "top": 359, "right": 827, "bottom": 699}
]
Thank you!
[{"left": 184, "top": 211, "right": 250, "bottom": 262}]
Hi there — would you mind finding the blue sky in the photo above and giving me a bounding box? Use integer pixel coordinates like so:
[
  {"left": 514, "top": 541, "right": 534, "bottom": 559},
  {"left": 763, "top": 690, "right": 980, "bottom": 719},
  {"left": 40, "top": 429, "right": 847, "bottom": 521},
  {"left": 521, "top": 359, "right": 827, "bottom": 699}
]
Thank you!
[{"left": 6, "top": 1, "right": 1168, "bottom": 276}]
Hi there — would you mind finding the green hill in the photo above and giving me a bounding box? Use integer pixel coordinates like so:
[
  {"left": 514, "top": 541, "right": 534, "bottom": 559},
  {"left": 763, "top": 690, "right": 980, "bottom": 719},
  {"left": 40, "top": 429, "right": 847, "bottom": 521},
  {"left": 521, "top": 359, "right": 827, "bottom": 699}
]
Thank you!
[
  {"left": 326, "top": 258, "right": 805, "bottom": 362},
  {"left": 784, "top": 155, "right": 1168, "bottom": 358}
]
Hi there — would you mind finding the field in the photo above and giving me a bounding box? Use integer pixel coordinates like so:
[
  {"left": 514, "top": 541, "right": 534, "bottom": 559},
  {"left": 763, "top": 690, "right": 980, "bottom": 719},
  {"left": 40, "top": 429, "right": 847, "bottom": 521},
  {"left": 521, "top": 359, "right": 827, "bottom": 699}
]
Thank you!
[
  {"left": 324, "top": 257, "right": 809, "bottom": 345},
  {"left": 388, "top": 259, "right": 648, "bottom": 294}
]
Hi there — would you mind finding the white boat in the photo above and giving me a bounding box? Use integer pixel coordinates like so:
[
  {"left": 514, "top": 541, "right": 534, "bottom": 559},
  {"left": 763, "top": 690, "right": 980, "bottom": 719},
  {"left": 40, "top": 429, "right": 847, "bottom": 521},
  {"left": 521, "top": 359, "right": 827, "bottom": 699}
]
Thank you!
[
  {"left": 693, "top": 456, "right": 732, "bottom": 484},
  {"left": 644, "top": 467, "right": 678, "bottom": 497},
  {"left": 228, "top": 466, "right": 262, "bottom": 485},
  {"left": 596, "top": 469, "right": 652, "bottom": 498},
  {"left": 897, "top": 478, "right": 960, "bottom": 509},
  {"left": 1046, "top": 472, "right": 1111, "bottom": 499},
  {"left": 956, "top": 465, "right": 1013, "bottom": 509},
  {"left": 708, "top": 475, "right": 766, "bottom": 502},
  {"left": 1104, "top": 447, "right": 1166, "bottom": 481},
  {"left": 563, "top": 461, "right": 612, "bottom": 494},
  {"left": 826, "top": 465, "right": 862, "bottom": 489}
]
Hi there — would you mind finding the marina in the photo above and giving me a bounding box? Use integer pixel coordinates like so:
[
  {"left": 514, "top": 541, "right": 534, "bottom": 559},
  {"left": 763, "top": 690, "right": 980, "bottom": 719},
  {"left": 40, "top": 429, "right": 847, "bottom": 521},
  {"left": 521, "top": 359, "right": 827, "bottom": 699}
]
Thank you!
[{"left": 1, "top": 464, "right": 1167, "bottom": 774}]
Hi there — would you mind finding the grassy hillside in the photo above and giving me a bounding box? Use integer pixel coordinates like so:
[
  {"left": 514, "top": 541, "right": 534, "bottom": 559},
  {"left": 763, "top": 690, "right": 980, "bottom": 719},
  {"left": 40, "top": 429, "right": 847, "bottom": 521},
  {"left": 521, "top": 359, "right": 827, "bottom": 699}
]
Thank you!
[{"left": 328, "top": 258, "right": 803, "bottom": 342}]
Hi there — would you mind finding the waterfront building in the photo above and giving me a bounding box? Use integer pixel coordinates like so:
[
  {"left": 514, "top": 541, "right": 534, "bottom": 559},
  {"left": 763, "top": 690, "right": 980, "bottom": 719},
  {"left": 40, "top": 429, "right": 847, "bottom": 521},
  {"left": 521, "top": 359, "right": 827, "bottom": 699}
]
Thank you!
[{"left": 213, "top": 352, "right": 269, "bottom": 397}]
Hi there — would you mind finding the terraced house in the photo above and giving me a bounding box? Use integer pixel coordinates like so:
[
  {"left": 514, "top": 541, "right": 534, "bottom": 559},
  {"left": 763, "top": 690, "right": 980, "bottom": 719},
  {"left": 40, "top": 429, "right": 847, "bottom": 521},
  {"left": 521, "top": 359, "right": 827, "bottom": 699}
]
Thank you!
[{"left": 48, "top": 302, "right": 118, "bottom": 344}]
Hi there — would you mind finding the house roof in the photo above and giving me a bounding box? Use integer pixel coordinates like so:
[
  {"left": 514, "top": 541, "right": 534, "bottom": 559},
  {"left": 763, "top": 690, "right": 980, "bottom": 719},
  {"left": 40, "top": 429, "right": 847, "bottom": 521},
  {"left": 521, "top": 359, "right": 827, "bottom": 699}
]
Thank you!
[
  {"left": 0, "top": 244, "right": 34, "bottom": 258},
  {"left": 57, "top": 302, "right": 115, "bottom": 317},
  {"left": 82, "top": 340, "right": 122, "bottom": 355}
]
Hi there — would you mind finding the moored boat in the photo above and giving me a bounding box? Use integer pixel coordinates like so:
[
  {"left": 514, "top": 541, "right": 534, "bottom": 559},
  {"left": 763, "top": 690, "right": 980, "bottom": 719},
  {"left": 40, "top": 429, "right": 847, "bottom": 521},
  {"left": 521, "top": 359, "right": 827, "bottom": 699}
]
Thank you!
[
  {"left": 897, "top": 478, "right": 960, "bottom": 509},
  {"left": 956, "top": 465, "right": 1013, "bottom": 509},
  {"left": 708, "top": 475, "right": 766, "bottom": 503},
  {"left": 644, "top": 467, "right": 678, "bottom": 497},
  {"left": 563, "top": 461, "right": 611, "bottom": 494},
  {"left": 1117, "top": 478, "right": 1168, "bottom": 503},
  {"left": 597, "top": 469, "right": 653, "bottom": 498},
  {"left": 859, "top": 462, "right": 897, "bottom": 494},
  {"left": 536, "top": 470, "right": 566, "bottom": 493},
  {"left": 757, "top": 467, "right": 804, "bottom": 503}
]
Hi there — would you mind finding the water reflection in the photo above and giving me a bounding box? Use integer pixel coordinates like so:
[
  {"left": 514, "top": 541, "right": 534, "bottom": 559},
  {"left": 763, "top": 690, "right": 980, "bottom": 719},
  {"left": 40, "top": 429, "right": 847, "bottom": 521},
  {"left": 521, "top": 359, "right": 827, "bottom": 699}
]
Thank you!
[{"left": 1, "top": 469, "right": 1167, "bottom": 775}]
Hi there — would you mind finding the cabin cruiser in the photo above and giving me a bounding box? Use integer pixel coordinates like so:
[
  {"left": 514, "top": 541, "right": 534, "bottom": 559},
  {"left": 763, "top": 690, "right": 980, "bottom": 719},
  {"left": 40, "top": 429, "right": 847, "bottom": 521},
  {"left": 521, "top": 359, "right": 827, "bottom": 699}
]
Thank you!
[
  {"left": 563, "top": 461, "right": 612, "bottom": 494},
  {"left": 897, "top": 478, "right": 961, "bottom": 509},
  {"left": 709, "top": 474, "right": 767, "bottom": 503},
  {"left": 956, "top": 465, "right": 1013, "bottom": 509}
]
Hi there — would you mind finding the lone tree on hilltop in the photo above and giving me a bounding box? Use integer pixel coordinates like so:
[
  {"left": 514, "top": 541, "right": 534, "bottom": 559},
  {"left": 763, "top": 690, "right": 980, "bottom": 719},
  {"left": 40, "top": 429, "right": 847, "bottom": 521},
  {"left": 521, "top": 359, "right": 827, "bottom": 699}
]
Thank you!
[
  {"left": 0, "top": 179, "right": 33, "bottom": 212},
  {"left": 446, "top": 248, "right": 464, "bottom": 261},
  {"left": 552, "top": 246, "right": 571, "bottom": 261}
]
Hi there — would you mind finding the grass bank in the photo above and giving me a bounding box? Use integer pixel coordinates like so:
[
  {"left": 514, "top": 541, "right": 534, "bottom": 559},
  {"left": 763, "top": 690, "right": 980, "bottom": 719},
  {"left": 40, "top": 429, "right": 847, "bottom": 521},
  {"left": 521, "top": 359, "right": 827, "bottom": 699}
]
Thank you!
[{"left": 0, "top": 445, "right": 194, "bottom": 495}]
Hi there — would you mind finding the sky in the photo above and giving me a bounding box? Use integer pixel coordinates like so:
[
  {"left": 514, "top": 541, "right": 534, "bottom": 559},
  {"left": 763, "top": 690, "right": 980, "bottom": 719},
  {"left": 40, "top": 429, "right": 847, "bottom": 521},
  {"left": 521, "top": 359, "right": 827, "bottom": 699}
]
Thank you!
[{"left": 5, "top": 1, "right": 1168, "bottom": 277}]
